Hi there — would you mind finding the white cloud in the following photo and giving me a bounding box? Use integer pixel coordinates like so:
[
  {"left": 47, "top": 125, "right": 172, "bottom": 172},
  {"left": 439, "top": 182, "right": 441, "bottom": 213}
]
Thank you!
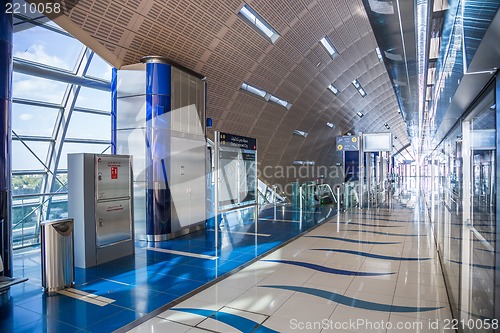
[
  {"left": 19, "top": 113, "right": 33, "bottom": 121},
  {"left": 13, "top": 77, "right": 66, "bottom": 104},
  {"left": 103, "top": 65, "right": 113, "bottom": 80},
  {"left": 15, "top": 43, "right": 69, "bottom": 69}
]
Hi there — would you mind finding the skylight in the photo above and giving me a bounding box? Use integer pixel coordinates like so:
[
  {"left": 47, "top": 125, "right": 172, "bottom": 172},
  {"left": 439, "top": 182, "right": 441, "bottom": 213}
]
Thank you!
[
  {"left": 376, "top": 47, "right": 383, "bottom": 61},
  {"left": 293, "top": 160, "right": 315, "bottom": 166},
  {"left": 352, "top": 79, "right": 367, "bottom": 97},
  {"left": 327, "top": 84, "right": 338, "bottom": 95},
  {"left": 320, "top": 36, "right": 338, "bottom": 59},
  {"left": 239, "top": 5, "right": 280, "bottom": 43},
  {"left": 269, "top": 95, "right": 292, "bottom": 109},
  {"left": 293, "top": 130, "right": 308, "bottom": 137},
  {"left": 240, "top": 82, "right": 267, "bottom": 98},
  {"left": 240, "top": 82, "right": 291, "bottom": 110}
]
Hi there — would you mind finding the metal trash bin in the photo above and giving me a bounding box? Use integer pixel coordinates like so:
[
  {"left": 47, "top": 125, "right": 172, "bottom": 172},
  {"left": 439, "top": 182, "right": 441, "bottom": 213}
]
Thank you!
[{"left": 41, "top": 219, "right": 74, "bottom": 293}]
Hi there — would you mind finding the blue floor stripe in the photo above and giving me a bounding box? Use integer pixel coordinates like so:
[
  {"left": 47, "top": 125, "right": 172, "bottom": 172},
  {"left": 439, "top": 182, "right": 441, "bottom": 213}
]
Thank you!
[
  {"left": 173, "top": 308, "right": 279, "bottom": 333},
  {"left": 260, "top": 286, "right": 443, "bottom": 313},
  {"left": 332, "top": 222, "right": 403, "bottom": 228},
  {"left": 344, "top": 229, "right": 425, "bottom": 237},
  {"left": 447, "top": 259, "right": 494, "bottom": 270},
  {"left": 311, "top": 248, "right": 430, "bottom": 261},
  {"left": 262, "top": 259, "right": 394, "bottom": 276},
  {"left": 305, "top": 235, "right": 401, "bottom": 245},
  {"left": 347, "top": 216, "right": 411, "bottom": 223}
]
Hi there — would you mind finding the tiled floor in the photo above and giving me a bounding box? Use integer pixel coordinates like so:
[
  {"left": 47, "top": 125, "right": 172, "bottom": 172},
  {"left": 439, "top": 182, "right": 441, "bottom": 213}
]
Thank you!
[
  {"left": 128, "top": 203, "right": 453, "bottom": 333},
  {"left": 1, "top": 204, "right": 336, "bottom": 333}
]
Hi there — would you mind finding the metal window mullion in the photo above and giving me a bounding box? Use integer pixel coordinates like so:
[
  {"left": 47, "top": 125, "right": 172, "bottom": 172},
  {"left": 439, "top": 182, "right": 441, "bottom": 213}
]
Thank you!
[
  {"left": 40, "top": 47, "right": 92, "bottom": 221},
  {"left": 12, "top": 98, "right": 62, "bottom": 109},
  {"left": 73, "top": 106, "right": 111, "bottom": 115},
  {"left": 63, "top": 138, "right": 110, "bottom": 145}
]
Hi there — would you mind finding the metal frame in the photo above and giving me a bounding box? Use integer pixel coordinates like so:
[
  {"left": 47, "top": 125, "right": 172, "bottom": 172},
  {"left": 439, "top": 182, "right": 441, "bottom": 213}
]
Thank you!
[
  {"left": 495, "top": 72, "right": 500, "bottom": 324},
  {"left": 10, "top": 17, "right": 112, "bottom": 249},
  {"left": 214, "top": 131, "right": 258, "bottom": 249}
]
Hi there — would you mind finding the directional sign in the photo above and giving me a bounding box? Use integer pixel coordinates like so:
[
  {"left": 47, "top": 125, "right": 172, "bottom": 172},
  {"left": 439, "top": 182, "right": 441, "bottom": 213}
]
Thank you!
[
  {"left": 219, "top": 132, "right": 256, "bottom": 150},
  {"left": 336, "top": 136, "right": 359, "bottom": 151}
]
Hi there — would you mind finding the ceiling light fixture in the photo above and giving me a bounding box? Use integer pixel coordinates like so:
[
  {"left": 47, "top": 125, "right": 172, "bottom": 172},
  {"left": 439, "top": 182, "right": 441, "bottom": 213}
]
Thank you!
[
  {"left": 352, "top": 79, "right": 367, "bottom": 97},
  {"left": 239, "top": 5, "right": 280, "bottom": 43},
  {"left": 376, "top": 47, "right": 383, "bottom": 61},
  {"left": 293, "top": 130, "right": 308, "bottom": 137},
  {"left": 327, "top": 84, "right": 338, "bottom": 95},
  {"left": 320, "top": 36, "right": 338, "bottom": 59}
]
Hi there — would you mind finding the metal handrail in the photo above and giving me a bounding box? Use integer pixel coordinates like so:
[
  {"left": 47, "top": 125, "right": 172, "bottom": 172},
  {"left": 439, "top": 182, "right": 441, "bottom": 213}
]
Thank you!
[
  {"left": 13, "top": 191, "right": 68, "bottom": 199},
  {"left": 12, "top": 186, "right": 68, "bottom": 230},
  {"left": 317, "top": 184, "right": 338, "bottom": 204}
]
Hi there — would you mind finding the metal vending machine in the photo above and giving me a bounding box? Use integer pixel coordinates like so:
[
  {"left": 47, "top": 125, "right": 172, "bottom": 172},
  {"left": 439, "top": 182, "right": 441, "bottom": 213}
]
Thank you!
[{"left": 68, "top": 153, "right": 134, "bottom": 268}]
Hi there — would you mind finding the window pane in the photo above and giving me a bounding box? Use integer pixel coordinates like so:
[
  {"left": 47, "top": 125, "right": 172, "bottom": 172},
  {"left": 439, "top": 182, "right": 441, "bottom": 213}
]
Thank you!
[
  {"left": 75, "top": 87, "right": 111, "bottom": 111},
  {"left": 86, "top": 54, "right": 113, "bottom": 81},
  {"left": 12, "top": 198, "right": 40, "bottom": 248},
  {"left": 51, "top": 173, "right": 68, "bottom": 193},
  {"left": 13, "top": 72, "right": 67, "bottom": 104},
  {"left": 66, "top": 111, "right": 110, "bottom": 141},
  {"left": 13, "top": 23, "right": 83, "bottom": 72},
  {"left": 48, "top": 195, "right": 68, "bottom": 220},
  {"left": 12, "top": 174, "right": 44, "bottom": 196},
  {"left": 12, "top": 103, "right": 59, "bottom": 137},
  {"left": 58, "top": 143, "right": 110, "bottom": 170},
  {"left": 12, "top": 140, "right": 50, "bottom": 171}
]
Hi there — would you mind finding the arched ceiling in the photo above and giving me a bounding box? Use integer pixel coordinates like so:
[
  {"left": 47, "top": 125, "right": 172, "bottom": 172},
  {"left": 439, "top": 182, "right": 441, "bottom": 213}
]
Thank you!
[{"left": 43, "top": 0, "right": 411, "bottom": 185}]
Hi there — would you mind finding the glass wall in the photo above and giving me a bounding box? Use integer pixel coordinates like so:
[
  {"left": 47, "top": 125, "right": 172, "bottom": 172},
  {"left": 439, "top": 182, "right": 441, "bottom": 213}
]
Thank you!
[
  {"left": 11, "top": 5, "right": 112, "bottom": 249},
  {"left": 427, "top": 81, "right": 497, "bottom": 332}
]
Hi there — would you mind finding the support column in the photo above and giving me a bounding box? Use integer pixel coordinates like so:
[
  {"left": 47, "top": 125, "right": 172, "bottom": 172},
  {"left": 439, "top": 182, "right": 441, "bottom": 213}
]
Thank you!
[
  {"left": 142, "top": 57, "right": 171, "bottom": 241},
  {"left": 0, "top": 0, "right": 13, "bottom": 277},
  {"left": 111, "top": 68, "right": 117, "bottom": 154},
  {"left": 495, "top": 72, "right": 500, "bottom": 322}
]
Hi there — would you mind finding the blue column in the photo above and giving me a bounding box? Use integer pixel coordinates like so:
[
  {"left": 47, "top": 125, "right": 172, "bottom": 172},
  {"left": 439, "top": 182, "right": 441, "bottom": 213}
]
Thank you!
[
  {"left": 495, "top": 72, "right": 500, "bottom": 322},
  {"left": 111, "top": 68, "right": 117, "bottom": 154},
  {"left": 0, "top": 0, "right": 13, "bottom": 277},
  {"left": 144, "top": 59, "right": 171, "bottom": 241}
]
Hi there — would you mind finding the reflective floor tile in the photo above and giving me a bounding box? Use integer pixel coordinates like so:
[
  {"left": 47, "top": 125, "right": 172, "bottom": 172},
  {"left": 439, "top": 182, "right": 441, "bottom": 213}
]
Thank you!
[
  {"left": 196, "top": 306, "right": 268, "bottom": 333},
  {"left": 127, "top": 317, "right": 191, "bottom": 333}
]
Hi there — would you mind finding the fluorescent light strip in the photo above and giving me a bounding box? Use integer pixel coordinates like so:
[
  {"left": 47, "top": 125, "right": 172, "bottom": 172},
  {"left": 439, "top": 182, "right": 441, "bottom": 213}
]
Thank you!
[
  {"left": 357, "top": 111, "right": 364, "bottom": 118},
  {"left": 326, "top": 122, "right": 335, "bottom": 129},
  {"left": 239, "top": 5, "right": 279, "bottom": 43},
  {"left": 327, "top": 84, "right": 338, "bottom": 95},
  {"left": 241, "top": 82, "right": 266, "bottom": 98},
  {"left": 293, "top": 160, "right": 315, "bottom": 166},
  {"left": 320, "top": 36, "right": 338, "bottom": 58},
  {"left": 270, "top": 95, "right": 292, "bottom": 109},
  {"left": 241, "top": 82, "right": 291, "bottom": 110},
  {"left": 293, "top": 130, "right": 308, "bottom": 137},
  {"left": 376, "top": 47, "right": 383, "bottom": 61},
  {"left": 352, "top": 79, "right": 367, "bottom": 97}
]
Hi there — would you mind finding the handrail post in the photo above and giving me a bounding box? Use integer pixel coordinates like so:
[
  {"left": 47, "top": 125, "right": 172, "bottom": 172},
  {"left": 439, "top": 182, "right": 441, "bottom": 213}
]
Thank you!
[{"left": 337, "top": 186, "right": 340, "bottom": 213}]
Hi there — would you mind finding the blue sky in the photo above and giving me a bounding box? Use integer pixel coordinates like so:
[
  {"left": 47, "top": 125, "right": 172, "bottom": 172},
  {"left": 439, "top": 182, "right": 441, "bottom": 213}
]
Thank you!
[{"left": 12, "top": 21, "right": 113, "bottom": 171}]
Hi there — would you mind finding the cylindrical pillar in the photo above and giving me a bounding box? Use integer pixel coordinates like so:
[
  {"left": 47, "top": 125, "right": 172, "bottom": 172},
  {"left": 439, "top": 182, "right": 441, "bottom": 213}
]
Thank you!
[
  {"left": 111, "top": 68, "right": 117, "bottom": 154},
  {"left": 0, "top": 1, "right": 13, "bottom": 277},
  {"left": 142, "top": 56, "right": 172, "bottom": 241}
]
